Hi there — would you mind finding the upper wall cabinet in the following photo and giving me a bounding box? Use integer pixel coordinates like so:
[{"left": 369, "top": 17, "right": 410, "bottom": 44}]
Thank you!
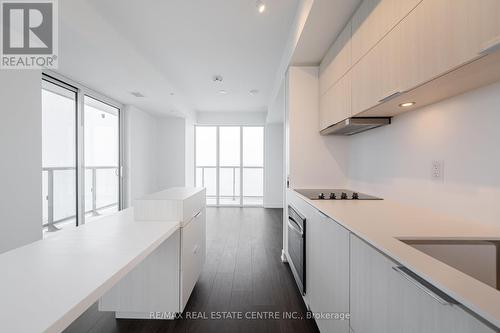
[
  {"left": 319, "top": 0, "right": 500, "bottom": 130},
  {"left": 319, "top": 70, "right": 352, "bottom": 131},
  {"left": 398, "top": 0, "right": 500, "bottom": 93},
  {"left": 351, "top": 0, "right": 423, "bottom": 65},
  {"left": 351, "top": 23, "right": 400, "bottom": 116},
  {"left": 319, "top": 22, "right": 352, "bottom": 96}
]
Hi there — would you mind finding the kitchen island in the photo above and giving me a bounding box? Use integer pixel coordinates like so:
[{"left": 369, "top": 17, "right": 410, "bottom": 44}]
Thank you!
[{"left": 0, "top": 209, "right": 179, "bottom": 333}]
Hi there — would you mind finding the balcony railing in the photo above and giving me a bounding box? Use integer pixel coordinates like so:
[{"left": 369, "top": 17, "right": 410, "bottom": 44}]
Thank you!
[
  {"left": 42, "top": 166, "right": 119, "bottom": 231},
  {"left": 196, "top": 165, "right": 263, "bottom": 205}
]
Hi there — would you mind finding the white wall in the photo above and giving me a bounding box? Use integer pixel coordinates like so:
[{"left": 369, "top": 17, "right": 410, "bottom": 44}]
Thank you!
[
  {"left": 287, "top": 66, "right": 349, "bottom": 189},
  {"left": 124, "top": 106, "right": 161, "bottom": 206},
  {"left": 124, "top": 106, "right": 188, "bottom": 206},
  {"left": 196, "top": 111, "right": 267, "bottom": 125},
  {"left": 157, "top": 116, "right": 186, "bottom": 189},
  {"left": 185, "top": 116, "right": 195, "bottom": 187},
  {"left": 264, "top": 123, "right": 285, "bottom": 208},
  {"left": 348, "top": 82, "right": 500, "bottom": 227},
  {"left": 0, "top": 71, "right": 43, "bottom": 254}
]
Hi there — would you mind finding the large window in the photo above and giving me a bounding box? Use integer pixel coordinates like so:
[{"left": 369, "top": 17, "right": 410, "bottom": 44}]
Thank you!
[
  {"left": 41, "top": 74, "right": 122, "bottom": 232},
  {"left": 195, "top": 126, "right": 264, "bottom": 206}
]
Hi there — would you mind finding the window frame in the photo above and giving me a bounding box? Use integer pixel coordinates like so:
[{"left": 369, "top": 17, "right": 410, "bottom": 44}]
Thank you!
[
  {"left": 194, "top": 124, "right": 265, "bottom": 207},
  {"left": 42, "top": 71, "right": 124, "bottom": 228}
]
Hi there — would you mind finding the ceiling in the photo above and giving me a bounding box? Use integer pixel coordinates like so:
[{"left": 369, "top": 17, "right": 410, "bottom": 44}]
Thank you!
[
  {"left": 57, "top": 0, "right": 300, "bottom": 118},
  {"left": 292, "top": 0, "right": 361, "bottom": 65},
  {"left": 265, "top": 0, "right": 361, "bottom": 123}
]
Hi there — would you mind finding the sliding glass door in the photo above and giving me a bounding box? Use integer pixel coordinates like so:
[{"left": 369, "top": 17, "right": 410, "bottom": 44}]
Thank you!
[
  {"left": 195, "top": 126, "right": 217, "bottom": 205},
  {"left": 84, "top": 96, "right": 120, "bottom": 222},
  {"left": 219, "top": 127, "right": 241, "bottom": 206},
  {"left": 242, "top": 127, "right": 264, "bottom": 205},
  {"left": 195, "top": 125, "right": 264, "bottom": 206},
  {"left": 41, "top": 74, "right": 122, "bottom": 232},
  {"left": 42, "top": 79, "right": 77, "bottom": 231}
]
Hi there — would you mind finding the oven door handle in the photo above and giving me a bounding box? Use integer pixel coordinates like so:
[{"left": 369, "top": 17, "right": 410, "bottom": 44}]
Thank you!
[{"left": 288, "top": 217, "right": 303, "bottom": 236}]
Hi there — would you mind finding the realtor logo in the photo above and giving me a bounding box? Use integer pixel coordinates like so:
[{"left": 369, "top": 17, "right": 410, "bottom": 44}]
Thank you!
[{"left": 1, "top": 0, "right": 58, "bottom": 69}]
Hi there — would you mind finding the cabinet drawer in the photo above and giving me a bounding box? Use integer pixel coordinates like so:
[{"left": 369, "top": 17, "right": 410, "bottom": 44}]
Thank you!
[{"left": 180, "top": 208, "right": 206, "bottom": 310}]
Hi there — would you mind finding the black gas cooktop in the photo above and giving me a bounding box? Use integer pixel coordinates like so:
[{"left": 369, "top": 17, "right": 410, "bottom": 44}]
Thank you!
[{"left": 294, "top": 189, "right": 382, "bottom": 200}]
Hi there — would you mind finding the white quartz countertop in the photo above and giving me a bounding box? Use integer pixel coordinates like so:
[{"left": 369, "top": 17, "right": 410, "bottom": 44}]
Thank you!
[
  {"left": 292, "top": 189, "right": 500, "bottom": 328},
  {"left": 139, "top": 187, "right": 205, "bottom": 201},
  {"left": 0, "top": 209, "right": 180, "bottom": 333}
]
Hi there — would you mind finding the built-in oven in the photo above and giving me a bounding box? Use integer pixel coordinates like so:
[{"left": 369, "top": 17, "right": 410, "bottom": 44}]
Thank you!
[{"left": 287, "top": 205, "right": 306, "bottom": 295}]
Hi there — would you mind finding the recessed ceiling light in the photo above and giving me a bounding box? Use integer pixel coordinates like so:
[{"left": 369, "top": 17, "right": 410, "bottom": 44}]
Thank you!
[
  {"left": 249, "top": 89, "right": 259, "bottom": 96},
  {"left": 131, "top": 91, "right": 145, "bottom": 98},
  {"left": 213, "top": 75, "right": 223, "bottom": 83},
  {"left": 219, "top": 90, "right": 228, "bottom": 94},
  {"left": 399, "top": 102, "right": 416, "bottom": 107},
  {"left": 256, "top": 0, "right": 266, "bottom": 13}
]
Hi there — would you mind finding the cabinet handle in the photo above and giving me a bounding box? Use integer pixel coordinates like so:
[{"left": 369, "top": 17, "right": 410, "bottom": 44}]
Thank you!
[
  {"left": 378, "top": 90, "right": 402, "bottom": 103},
  {"left": 193, "top": 244, "right": 199, "bottom": 254},
  {"left": 392, "top": 266, "right": 457, "bottom": 306},
  {"left": 193, "top": 211, "right": 202, "bottom": 219},
  {"left": 479, "top": 36, "right": 500, "bottom": 55}
]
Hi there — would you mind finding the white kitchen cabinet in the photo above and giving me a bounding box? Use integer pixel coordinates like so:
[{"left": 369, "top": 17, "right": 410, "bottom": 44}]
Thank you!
[
  {"left": 350, "top": 235, "right": 496, "bottom": 333},
  {"left": 134, "top": 187, "right": 206, "bottom": 226},
  {"left": 351, "top": 0, "right": 500, "bottom": 118},
  {"left": 320, "top": 21, "right": 352, "bottom": 96},
  {"left": 319, "top": 71, "right": 352, "bottom": 130},
  {"left": 351, "top": 0, "right": 422, "bottom": 65},
  {"left": 351, "top": 24, "right": 400, "bottom": 116},
  {"left": 100, "top": 187, "right": 206, "bottom": 318},
  {"left": 180, "top": 208, "right": 206, "bottom": 310},
  {"left": 99, "top": 229, "right": 181, "bottom": 318},
  {"left": 307, "top": 206, "right": 350, "bottom": 333},
  {"left": 398, "top": 0, "right": 500, "bottom": 93}
]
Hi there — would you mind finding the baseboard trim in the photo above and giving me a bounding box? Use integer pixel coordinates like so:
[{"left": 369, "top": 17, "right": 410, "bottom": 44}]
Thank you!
[{"left": 263, "top": 203, "right": 283, "bottom": 209}]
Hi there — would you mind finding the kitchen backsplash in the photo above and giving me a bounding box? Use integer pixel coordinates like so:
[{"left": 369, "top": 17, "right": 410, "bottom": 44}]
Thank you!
[{"left": 347, "top": 81, "right": 500, "bottom": 227}]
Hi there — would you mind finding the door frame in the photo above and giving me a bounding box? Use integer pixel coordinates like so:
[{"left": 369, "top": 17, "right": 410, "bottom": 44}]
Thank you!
[{"left": 42, "top": 70, "right": 124, "bottom": 227}]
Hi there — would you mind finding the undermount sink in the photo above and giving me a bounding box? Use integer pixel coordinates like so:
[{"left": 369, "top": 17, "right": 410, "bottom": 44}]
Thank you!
[{"left": 401, "top": 239, "right": 500, "bottom": 291}]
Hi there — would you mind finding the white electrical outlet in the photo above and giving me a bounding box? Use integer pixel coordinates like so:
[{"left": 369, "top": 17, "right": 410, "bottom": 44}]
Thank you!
[{"left": 431, "top": 160, "right": 444, "bottom": 181}]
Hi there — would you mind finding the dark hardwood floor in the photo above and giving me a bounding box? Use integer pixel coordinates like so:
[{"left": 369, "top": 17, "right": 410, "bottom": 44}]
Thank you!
[{"left": 64, "top": 208, "right": 319, "bottom": 333}]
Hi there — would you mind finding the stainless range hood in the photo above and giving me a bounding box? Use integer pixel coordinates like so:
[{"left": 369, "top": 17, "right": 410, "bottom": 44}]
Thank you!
[{"left": 320, "top": 117, "right": 391, "bottom": 136}]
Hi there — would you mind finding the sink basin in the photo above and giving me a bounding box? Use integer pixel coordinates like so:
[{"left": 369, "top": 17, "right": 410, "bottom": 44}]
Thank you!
[{"left": 401, "top": 239, "right": 500, "bottom": 291}]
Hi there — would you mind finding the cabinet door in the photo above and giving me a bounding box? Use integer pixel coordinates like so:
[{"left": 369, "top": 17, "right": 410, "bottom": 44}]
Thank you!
[
  {"left": 390, "top": 266, "right": 497, "bottom": 333},
  {"left": 319, "top": 71, "right": 352, "bottom": 130},
  {"left": 351, "top": 26, "right": 400, "bottom": 116},
  {"left": 350, "top": 235, "right": 396, "bottom": 333},
  {"left": 320, "top": 21, "right": 352, "bottom": 96},
  {"left": 351, "top": 0, "right": 422, "bottom": 65},
  {"left": 180, "top": 208, "right": 206, "bottom": 310},
  {"left": 399, "top": 0, "right": 500, "bottom": 93},
  {"left": 350, "top": 235, "right": 496, "bottom": 333},
  {"left": 307, "top": 209, "right": 350, "bottom": 333}
]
